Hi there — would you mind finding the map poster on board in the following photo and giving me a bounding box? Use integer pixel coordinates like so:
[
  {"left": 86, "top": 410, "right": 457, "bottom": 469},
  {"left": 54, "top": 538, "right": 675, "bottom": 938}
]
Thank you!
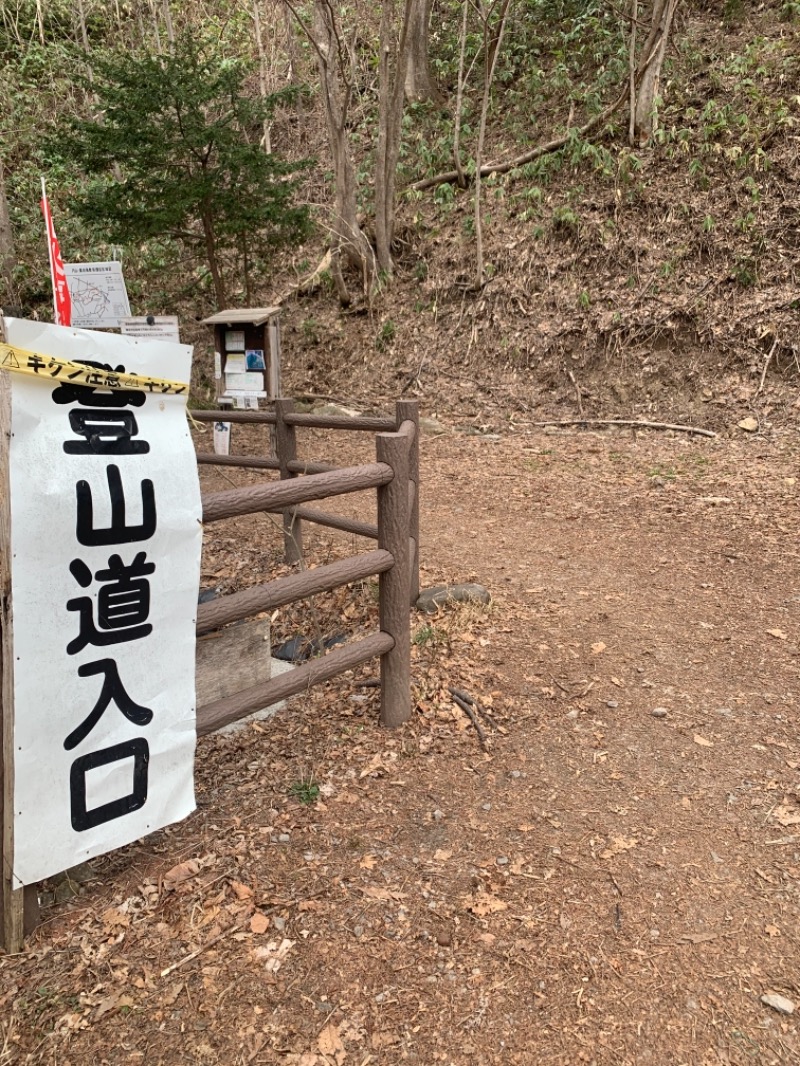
[
  {"left": 64, "top": 262, "right": 131, "bottom": 329},
  {"left": 5, "top": 318, "right": 201, "bottom": 886}
]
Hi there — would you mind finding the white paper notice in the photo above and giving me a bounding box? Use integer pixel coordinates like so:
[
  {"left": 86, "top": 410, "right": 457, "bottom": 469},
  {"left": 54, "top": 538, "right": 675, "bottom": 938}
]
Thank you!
[
  {"left": 64, "top": 262, "right": 131, "bottom": 328},
  {"left": 6, "top": 319, "right": 202, "bottom": 886},
  {"left": 225, "top": 353, "right": 246, "bottom": 374}
]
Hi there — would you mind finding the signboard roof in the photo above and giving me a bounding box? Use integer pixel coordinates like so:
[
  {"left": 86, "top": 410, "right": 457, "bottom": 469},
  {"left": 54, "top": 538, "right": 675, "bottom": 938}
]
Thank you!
[{"left": 202, "top": 307, "right": 280, "bottom": 327}]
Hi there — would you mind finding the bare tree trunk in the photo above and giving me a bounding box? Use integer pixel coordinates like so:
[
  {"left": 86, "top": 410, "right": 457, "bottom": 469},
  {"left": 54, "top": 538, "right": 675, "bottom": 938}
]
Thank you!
[
  {"left": 200, "top": 206, "right": 227, "bottom": 309},
  {"left": 135, "top": 0, "right": 146, "bottom": 46},
  {"left": 0, "top": 1, "right": 24, "bottom": 49},
  {"left": 253, "top": 0, "right": 272, "bottom": 153},
  {"left": 474, "top": 0, "right": 512, "bottom": 289},
  {"left": 149, "top": 0, "right": 162, "bottom": 54},
  {"left": 241, "top": 234, "right": 252, "bottom": 304},
  {"left": 162, "top": 0, "right": 175, "bottom": 48},
  {"left": 374, "top": 0, "right": 414, "bottom": 275},
  {"left": 453, "top": 0, "right": 469, "bottom": 188},
  {"left": 285, "top": 0, "right": 412, "bottom": 296},
  {"left": 404, "top": 0, "right": 441, "bottom": 103},
  {"left": 0, "top": 159, "right": 18, "bottom": 308},
  {"left": 634, "top": 0, "right": 678, "bottom": 144},
  {"left": 628, "top": 0, "right": 637, "bottom": 146},
  {"left": 75, "top": 0, "right": 90, "bottom": 54},
  {"left": 35, "top": 0, "right": 45, "bottom": 44},
  {"left": 307, "top": 0, "right": 374, "bottom": 301}
]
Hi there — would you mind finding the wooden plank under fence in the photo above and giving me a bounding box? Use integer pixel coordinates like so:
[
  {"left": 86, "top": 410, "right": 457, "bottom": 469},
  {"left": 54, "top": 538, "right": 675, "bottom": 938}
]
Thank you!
[{"left": 196, "top": 618, "right": 272, "bottom": 709}]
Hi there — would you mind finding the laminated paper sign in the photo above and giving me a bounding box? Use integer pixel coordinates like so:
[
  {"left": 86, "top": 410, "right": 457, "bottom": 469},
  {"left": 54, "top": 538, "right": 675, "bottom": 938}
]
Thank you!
[
  {"left": 63, "top": 262, "right": 131, "bottom": 329},
  {"left": 5, "top": 319, "right": 202, "bottom": 886}
]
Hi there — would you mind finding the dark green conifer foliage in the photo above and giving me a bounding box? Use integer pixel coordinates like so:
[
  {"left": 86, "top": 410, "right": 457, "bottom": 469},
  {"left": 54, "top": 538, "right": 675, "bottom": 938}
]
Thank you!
[{"left": 52, "top": 31, "right": 311, "bottom": 307}]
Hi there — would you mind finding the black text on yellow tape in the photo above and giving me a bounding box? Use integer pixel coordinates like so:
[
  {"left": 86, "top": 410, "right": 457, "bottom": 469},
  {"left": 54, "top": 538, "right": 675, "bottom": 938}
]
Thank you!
[{"left": 0, "top": 342, "right": 188, "bottom": 396}]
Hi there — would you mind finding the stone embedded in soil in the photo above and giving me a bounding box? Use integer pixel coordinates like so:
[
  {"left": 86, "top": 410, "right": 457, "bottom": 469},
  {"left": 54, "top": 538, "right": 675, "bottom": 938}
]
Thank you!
[
  {"left": 651, "top": 707, "right": 669, "bottom": 718},
  {"left": 761, "top": 993, "right": 795, "bottom": 1015},
  {"left": 312, "top": 402, "right": 362, "bottom": 419},
  {"left": 419, "top": 416, "right": 447, "bottom": 434},
  {"left": 416, "top": 583, "right": 491, "bottom": 614},
  {"left": 738, "top": 416, "right": 759, "bottom": 433}
]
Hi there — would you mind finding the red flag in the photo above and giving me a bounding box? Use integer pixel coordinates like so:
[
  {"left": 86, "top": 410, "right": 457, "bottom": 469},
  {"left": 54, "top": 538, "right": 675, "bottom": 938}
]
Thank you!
[{"left": 40, "top": 178, "right": 72, "bottom": 327}]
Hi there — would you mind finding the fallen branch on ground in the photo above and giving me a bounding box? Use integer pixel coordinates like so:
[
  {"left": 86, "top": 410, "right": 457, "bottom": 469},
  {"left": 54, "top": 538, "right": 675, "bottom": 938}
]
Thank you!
[
  {"left": 452, "top": 691, "right": 488, "bottom": 750},
  {"left": 160, "top": 917, "right": 247, "bottom": 978},
  {"left": 410, "top": 87, "right": 628, "bottom": 192},
  {"left": 518, "top": 419, "right": 716, "bottom": 438},
  {"left": 450, "top": 686, "right": 498, "bottom": 750}
]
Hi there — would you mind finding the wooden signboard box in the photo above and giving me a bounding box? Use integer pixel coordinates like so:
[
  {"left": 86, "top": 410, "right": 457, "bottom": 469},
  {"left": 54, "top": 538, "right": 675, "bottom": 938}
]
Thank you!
[{"left": 202, "top": 307, "right": 282, "bottom": 408}]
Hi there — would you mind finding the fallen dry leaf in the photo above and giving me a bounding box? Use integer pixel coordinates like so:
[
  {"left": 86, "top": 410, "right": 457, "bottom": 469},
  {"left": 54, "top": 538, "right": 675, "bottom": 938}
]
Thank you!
[
  {"left": 229, "top": 880, "right": 253, "bottom": 900},
  {"left": 359, "top": 752, "right": 397, "bottom": 778},
  {"left": 317, "top": 1022, "right": 345, "bottom": 1062},
  {"left": 163, "top": 859, "right": 201, "bottom": 888},
  {"left": 693, "top": 734, "right": 714, "bottom": 748},
  {"left": 252, "top": 939, "right": 295, "bottom": 973},
  {"left": 360, "top": 885, "right": 406, "bottom": 902},
  {"left": 371, "top": 1031, "right": 401, "bottom": 1050},
  {"left": 95, "top": 993, "right": 134, "bottom": 1020},
  {"left": 591, "top": 642, "right": 607, "bottom": 655},
  {"left": 772, "top": 801, "right": 800, "bottom": 827},
  {"left": 680, "top": 931, "right": 720, "bottom": 944},
  {"left": 766, "top": 628, "right": 787, "bottom": 640},
  {"left": 161, "top": 982, "right": 184, "bottom": 1007},
  {"left": 600, "top": 836, "right": 637, "bottom": 859},
  {"left": 102, "top": 906, "right": 130, "bottom": 932},
  {"left": 250, "top": 912, "right": 269, "bottom": 935},
  {"left": 465, "top": 891, "right": 508, "bottom": 916}
]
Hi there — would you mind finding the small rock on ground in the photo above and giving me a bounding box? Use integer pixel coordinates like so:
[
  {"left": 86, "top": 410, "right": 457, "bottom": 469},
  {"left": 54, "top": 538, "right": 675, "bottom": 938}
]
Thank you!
[
  {"left": 761, "top": 993, "right": 795, "bottom": 1015},
  {"left": 416, "top": 583, "right": 491, "bottom": 614}
]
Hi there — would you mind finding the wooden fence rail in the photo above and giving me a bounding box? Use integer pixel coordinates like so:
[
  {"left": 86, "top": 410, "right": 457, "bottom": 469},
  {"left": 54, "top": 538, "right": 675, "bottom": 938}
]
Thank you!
[
  {"left": 190, "top": 399, "right": 420, "bottom": 605},
  {"left": 197, "top": 632, "right": 394, "bottom": 736},
  {"left": 193, "top": 404, "right": 418, "bottom": 733},
  {"left": 196, "top": 548, "right": 393, "bottom": 635},
  {"left": 202, "top": 463, "right": 393, "bottom": 523}
]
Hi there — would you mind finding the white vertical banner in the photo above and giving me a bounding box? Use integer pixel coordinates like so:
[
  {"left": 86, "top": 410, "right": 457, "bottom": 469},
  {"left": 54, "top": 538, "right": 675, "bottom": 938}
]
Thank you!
[{"left": 5, "top": 319, "right": 201, "bottom": 887}]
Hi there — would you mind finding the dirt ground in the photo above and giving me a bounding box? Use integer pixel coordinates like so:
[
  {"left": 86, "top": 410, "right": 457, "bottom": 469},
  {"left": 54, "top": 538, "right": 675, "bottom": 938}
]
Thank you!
[{"left": 3, "top": 419, "right": 800, "bottom": 1065}]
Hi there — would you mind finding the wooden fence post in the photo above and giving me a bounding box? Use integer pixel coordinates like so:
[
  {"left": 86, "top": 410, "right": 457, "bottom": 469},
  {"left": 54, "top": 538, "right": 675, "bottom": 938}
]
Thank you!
[
  {"left": 395, "top": 400, "right": 420, "bottom": 606},
  {"left": 275, "top": 398, "right": 303, "bottom": 565},
  {"left": 376, "top": 432, "right": 411, "bottom": 728},
  {"left": 0, "top": 321, "right": 25, "bottom": 953}
]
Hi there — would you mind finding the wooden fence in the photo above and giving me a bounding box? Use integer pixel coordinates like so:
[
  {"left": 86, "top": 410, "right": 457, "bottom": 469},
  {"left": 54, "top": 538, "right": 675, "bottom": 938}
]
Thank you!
[
  {"left": 1, "top": 400, "right": 419, "bottom": 951},
  {"left": 190, "top": 399, "right": 420, "bottom": 732},
  {"left": 192, "top": 399, "right": 420, "bottom": 604}
]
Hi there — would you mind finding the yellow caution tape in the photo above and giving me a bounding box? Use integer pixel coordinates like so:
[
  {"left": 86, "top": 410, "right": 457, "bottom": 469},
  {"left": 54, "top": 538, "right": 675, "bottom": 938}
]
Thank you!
[{"left": 0, "top": 341, "right": 188, "bottom": 396}]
